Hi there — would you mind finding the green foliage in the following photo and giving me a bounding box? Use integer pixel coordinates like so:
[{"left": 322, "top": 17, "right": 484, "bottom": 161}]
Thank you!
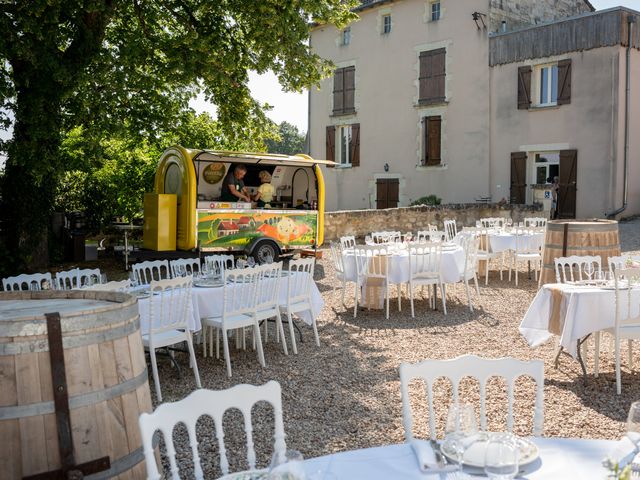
[
  {"left": 411, "top": 195, "right": 442, "bottom": 206},
  {"left": 265, "top": 122, "right": 306, "bottom": 155}
]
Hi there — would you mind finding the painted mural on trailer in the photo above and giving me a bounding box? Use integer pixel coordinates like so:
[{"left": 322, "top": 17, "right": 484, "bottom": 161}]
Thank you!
[{"left": 197, "top": 210, "right": 317, "bottom": 249}]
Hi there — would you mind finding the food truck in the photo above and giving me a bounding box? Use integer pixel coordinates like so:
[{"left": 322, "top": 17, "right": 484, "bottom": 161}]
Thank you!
[{"left": 143, "top": 146, "right": 333, "bottom": 262}]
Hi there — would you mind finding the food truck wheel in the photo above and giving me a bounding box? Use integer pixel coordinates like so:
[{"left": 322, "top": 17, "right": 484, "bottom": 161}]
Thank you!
[{"left": 251, "top": 240, "right": 280, "bottom": 264}]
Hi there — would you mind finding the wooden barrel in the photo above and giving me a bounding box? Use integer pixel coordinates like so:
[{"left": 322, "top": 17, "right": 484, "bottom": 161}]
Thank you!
[
  {"left": 539, "top": 219, "right": 621, "bottom": 285},
  {"left": 0, "top": 290, "right": 152, "bottom": 479}
]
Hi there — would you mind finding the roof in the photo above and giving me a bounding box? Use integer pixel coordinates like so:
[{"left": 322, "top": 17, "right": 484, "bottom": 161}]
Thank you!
[
  {"left": 191, "top": 149, "right": 336, "bottom": 167},
  {"left": 219, "top": 222, "right": 239, "bottom": 230},
  {"left": 355, "top": 0, "right": 595, "bottom": 13}
]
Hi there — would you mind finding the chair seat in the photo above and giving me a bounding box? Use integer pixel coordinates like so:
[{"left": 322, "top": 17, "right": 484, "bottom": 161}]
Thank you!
[
  {"left": 256, "top": 304, "right": 280, "bottom": 321},
  {"left": 603, "top": 326, "right": 640, "bottom": 338},
  {"left": 281, "top": 300, "right": 313, "bottom": 315},
  {"left": 202, "top": 313, "right": 256, "bottom": 329},
  {"left": 410, "top": 274, "right": 441, "bottom": 285},
  {"left": 143, "top": 329, "right": 187, "bottom": 349},
  {"left": 515, "top": 253, "right": 541, "bottom": 259}
]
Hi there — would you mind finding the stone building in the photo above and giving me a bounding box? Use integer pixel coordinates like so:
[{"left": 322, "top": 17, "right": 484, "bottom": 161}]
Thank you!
[{"left": 309, "top": 0, "right": 640, "bottom": 219}]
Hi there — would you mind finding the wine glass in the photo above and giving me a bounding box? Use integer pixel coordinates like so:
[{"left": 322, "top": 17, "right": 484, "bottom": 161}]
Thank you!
[
  {"left": 484, "top": 433, "right": 519, "bottom": 480},
  {"left": 268, "top": 449, "right": 305, "bottom": 480},
  {"left": 236, "top": 258, "right": 247, "bottom": 269},
  {"left": 584, "top": 262, "right": 595, "bottom": 282},
  {"left": 247, "top": 257, "right": 256, "bottom": 268},
  {"left": 365, "top": 235, "right": 373, "bottom": 245},
  {"left": 444, "top": 403, "right": 478, "bottom": 469},
  {"left": 627, "top": 401, "right": 640, "bottom": 444},
  {"left": 128, "top": 271, "right": 139, "bottom": 288}
]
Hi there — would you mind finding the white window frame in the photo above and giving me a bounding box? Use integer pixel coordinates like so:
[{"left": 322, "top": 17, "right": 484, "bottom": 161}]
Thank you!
[
  {"left": 535, "top": 63, "right": 558, "bottom": 107},
  {"left": 382, "top": 14, "right": 392, "bottom": 34},
  {"left": 336, "top": 125, "right": 353, "bottom": 166},
  {"left": 342, "top": 27, "right": 351, "bottom": 46},
  {"left": 528, "top": 151, "right": 560, "bottom": 202},
  {"left": 430, "top": 1, "right": 441, "bottom": 21}
]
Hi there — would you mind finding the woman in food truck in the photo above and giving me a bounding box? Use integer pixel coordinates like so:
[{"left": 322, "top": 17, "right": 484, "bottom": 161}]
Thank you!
[{"left": 252, "top": 170, "right": 275, "bottom": 208}]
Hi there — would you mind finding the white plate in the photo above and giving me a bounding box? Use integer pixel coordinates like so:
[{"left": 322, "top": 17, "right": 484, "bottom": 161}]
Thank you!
[
  {"left": 216, "top": 470, "right": 267, "bottom": 480},
  {"left": 194, "top": 280, "right": 225, "bottom": 288},
  {"left": 441, "top": 433, "right": 539, "bottom": 468}
]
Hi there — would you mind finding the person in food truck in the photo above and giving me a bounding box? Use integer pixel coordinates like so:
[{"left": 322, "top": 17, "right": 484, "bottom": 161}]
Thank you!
[
  {"left": 221, "top": 164, "right": 251, "bottom": 202},
  {"left": 253, "top": 170, "right": 275, "bottom": 208}
]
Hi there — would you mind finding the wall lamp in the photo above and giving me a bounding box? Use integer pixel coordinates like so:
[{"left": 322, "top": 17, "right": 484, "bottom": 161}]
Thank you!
[
  {"left": 384, "top": 163, "right": 389, "bottom": 172},
  {"left": 472, "top": 12, "right": 487, "bottom": 30}
]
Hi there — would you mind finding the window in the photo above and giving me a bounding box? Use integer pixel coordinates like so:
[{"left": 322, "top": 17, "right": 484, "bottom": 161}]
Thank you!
[
  {"left": 325, "top": 124, "right": 360, "bottom": 167},
  {"left": 333, "top": 66, "right": 356, "bottom": 115},
  {"left": 382, "top": 14, "right": 392, "bottom": 34},
  {"left": 342, "top": 27, "right": 351, "bottom": 46},
  {"left": 538, "top": 65, "right": 558, "bottom": 106},
  {"left": 419, "top": 48, "right": 446, "bottom": 104},
  {"left": 533, "top": 152, "right": 559, "bottom": 184},
  {"left": 430, "top": 1, "right": 441, "bottom": 21},
  {"left": 422, "top": 116, "right": 442, "bottom": 166},
  {"left": 518, "top": 59, "right": 572, "bottom": 109}
]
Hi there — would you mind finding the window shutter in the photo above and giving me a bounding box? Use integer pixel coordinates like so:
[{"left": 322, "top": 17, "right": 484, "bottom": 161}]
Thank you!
[
  {"left": 350, "top": 123, "right": 360, "bottom": 167},
  {"left": 326, "top": 125, "right": 336, "bottom": 167},
  {"left": 558, "top": 149, "right": 577, "bottom": 218},
  {"left": 419, "top": 49, "right": 446, "bottom": 104},
  {"left": 421, "top": 117, "right": 428, "bottom": 165},
  {"left": 419, "top": 52, "right": 429, "bottom": 101},
  {"left": 344, "top": 66, "right": 355, "bottom": 113},
  {"left": 557, "top": 59, "right": 572, "bottom": 105},
  {"left": 333, "top": 69, "right": 344, "bottom": 114},
  {"left": 432, "top": 49, "right": 446, "bottom": 102},
  {"left": 517, "top": 66, "right": 532, "bottom": 110},
  {"left": 510, "top": 152, "right": 527, "bottom": 203},
  {"left": 425, "top": 116, "right": 441, "bottom": 166}
]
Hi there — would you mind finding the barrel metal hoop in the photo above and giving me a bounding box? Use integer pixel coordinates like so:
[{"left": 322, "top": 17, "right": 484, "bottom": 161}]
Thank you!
[
  {"left": 544, "top": 243, "right": 621, "bottom": 251},
  {"left": 0, "top": 317, "right": 140, "bottom": 356},
  {"left": 0, "top": 369, "right": 149, "bottom": 420}
]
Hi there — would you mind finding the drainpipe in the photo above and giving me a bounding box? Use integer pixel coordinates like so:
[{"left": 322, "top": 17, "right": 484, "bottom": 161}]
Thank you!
[{"left": 607, "top": 14, "right": 635, "bottom": 218}]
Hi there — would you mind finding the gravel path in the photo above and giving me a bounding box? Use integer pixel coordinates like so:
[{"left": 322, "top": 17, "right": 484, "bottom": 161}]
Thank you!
[{"left": 148, "top": 220, "right": 640, "bottom": 477}]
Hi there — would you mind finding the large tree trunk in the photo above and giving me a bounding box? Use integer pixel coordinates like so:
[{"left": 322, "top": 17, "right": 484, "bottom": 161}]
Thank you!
[{"left": 1, "top": 76, "right": 63, "bottom": 274}]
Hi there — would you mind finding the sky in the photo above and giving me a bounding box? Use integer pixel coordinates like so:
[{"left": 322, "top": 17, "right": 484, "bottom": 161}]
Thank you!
[{"left": 191, "top": 0, "right": 640, "bottom": 133}]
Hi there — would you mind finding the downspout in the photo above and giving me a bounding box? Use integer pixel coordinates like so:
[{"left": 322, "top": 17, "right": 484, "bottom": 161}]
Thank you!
[{"left": 607, "top": 14, "right": 635, "bottom": 218}]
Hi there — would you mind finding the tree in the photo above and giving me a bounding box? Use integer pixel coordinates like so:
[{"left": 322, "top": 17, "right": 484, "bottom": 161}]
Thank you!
[
  {"left": 265, "top": 121, "right": 306, "bottom": 155},
  {"left": 0, "top": 0, "right": 357, "bottom": 274}
]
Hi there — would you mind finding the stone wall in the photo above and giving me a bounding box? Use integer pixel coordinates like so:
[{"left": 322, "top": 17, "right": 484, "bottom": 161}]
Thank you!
[
  {"left": 489, "top": 0, "right": 593, "bottom": 33},
  {"left": 323, "top": 203, "right": 543, "bottom": 241}
]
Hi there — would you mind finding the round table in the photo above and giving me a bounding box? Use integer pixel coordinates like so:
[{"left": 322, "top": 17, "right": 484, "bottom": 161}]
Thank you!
[{"left": 489, "top": 230, "right": 544, "bottom": 253}]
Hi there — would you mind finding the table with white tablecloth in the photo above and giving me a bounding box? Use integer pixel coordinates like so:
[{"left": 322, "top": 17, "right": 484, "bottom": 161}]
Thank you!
[
  {"left": 137, "top": 272, "right": 324, "bottom": 333},
  {"left": 489, "top": 231, "right": 544, "bottom": 253},
  {"left": 301, "top": 438, "right": 615, "bottom": 479},
  {"left": 520, "top": 283, "right": 640, "bottom": 358}
]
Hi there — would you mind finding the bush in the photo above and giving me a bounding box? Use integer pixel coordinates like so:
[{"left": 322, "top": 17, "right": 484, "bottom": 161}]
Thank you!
[{"left": 411, "top": 195, "right": 442, "bottom": 206}]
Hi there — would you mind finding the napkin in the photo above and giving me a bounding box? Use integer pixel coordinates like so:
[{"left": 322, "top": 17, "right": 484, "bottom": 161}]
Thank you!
[
  {"left": 607, "top": 432, "right": 640, "bottom": 467},
  {"left": 410, "top": 439, "right": 458, "bottom": 474}
]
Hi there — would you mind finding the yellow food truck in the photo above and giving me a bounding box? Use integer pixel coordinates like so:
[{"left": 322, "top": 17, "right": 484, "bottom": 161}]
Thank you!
[{"left": 143, "top": 146, "right": 333, "bottom": 262}]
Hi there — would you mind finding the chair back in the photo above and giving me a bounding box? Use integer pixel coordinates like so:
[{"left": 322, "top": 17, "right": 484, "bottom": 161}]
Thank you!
[
  {"left": 77, "top": 268, "right": 102, "bottom": 287},
  {"left": 480, "top": 217, "right": 505, "bottom": 229},
  {"left": 139, "top": 381, "right": 287, "bottom": 479},
  {"left": 223, "top": 266, "right": 261, "bottom": 321},
  {"left": 371, "top": 231, "right": 401, "bottom": 244},
  {"left": 132, "top": 260, "right": 169, "bottom": 285},
  {"left": 428, "top": 224, "right": 438, "bottom": 232},
  {"left": 329, "top": 241, "right": 345, "bottom": 274},
  {"left": 204, "top": 254, "right": 235, "bottom": 279},
  {"left": 444, "top": 219, "right": 457, "bottom": 242},
  {"left": 416, "top": 231, "right": 446, "bottom": 243},
  {"left": 514, "top": 229, "right": 543, "bottom": 255},
  {"left": 399, "top": 355, "right": 544, "bottom": 441},
  {"left": 145, "top": 276, "right": 192, "bottom": 338},
  {"left": 460, "top": 235, "right": 479, "bottom": 278},
  {"left": 408, "top": 242, "right": 442, "bottom": 281},
  {"left": 554, "top": 255, "right": 602, "bottom": 283},
  {"left": 354, "top": 246, "right": 388, "bottom": 283},
  {"left": 608, "top": 254, "right": 640, "bottom": 275},
  {"left": 2, "top": 272, "right": 53, "bottom": 291},
  {"left": 339, "top": 235, "right": 356, "bottom": 251},
  {"left": 55, "top": 268, "right": 80, "bottom": 290},
  {"left": 256, "top": 262, "right": 283, "bottom": 311},
  {"left": 614, "top": 268, "right": 640, "bottom": 330},
  {"left": 170, "top": 257, "right": 200, "bottom": 278},
  {"left": 286, "top": 258, "right": 315, "bottom": 305},
  {"left": 524, "top": 217, "right": 547, "bottom": 228},
  {"left": 85, "top": 279, "right": 130, "bottom": 291}
]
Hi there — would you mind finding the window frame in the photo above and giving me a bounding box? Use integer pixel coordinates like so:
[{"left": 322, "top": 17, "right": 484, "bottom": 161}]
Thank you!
[
  {"left": 342, "top": 27, "right": 351, "bottom": 46},
  {"left": 430, "top": 1, "right": 441, "bottom": 21},
  {"left": 536, "top": 63, "right": 559, "bottom": 107},
  {"left": 382, "top": 14, "right": 392, "bottom": 34},
  {"left": 336, "top": 125, "right": 353, "bottom": 166}
]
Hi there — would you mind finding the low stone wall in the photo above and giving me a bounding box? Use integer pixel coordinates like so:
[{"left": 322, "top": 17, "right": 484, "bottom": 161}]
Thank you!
[{"left": 324, "top": 204, "right": 544, "bottom": 241}]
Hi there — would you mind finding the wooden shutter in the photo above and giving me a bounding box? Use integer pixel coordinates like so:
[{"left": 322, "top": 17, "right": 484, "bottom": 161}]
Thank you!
[
  {"left": 517, "top": 66, "right": 532, "bottom": 110},
  {"left": 344, "top": 66, "right": 355, "bottom": 113},
  {"left": 510, "top": 152, "right": 527, "bottom": 204},
  {"left": 375, "top": 179, "right": 399, "bottom": 209},
  {"left": 333, "top": 68, "right": 344, "bottom": 114},
  {"left": 350, "top": 123, "right": 360, "bottom": 167},
  {"left": 325, "top": 125, "right": 336, "bottom": 168},
  {"left": 419, "top": 48, "right": 446, "bottom": 104},
  {"left": 425, "top": 116, "right": 441, "bottom": 166},
  {"left": 558, "top": 149, "right": 577, "bottom": 218},
  {"left": 557, "top": 59, "right": 572, "bottom": 105}
]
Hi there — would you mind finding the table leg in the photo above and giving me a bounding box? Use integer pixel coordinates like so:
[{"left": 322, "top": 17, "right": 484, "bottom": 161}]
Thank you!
[
  {"left": 432, "top": 284, "right": 438, "bottom": 311},
  {"left": 528, "top": 260, "right": 531, "bottom": 280},
  {"left": 124, "top": 231, "right": 130, "bottom": 270},
  {"left": 553, "top": 335, "right": 591, "bottom": 385}
]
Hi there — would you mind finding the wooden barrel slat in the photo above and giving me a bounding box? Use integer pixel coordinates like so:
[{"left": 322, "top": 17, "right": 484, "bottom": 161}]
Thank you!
[
  {"left": 539, "top": 219, "right": 621, "bottom": 285},
  {"left": 0, "top": 291, "right": 151, "bottom": 479}
]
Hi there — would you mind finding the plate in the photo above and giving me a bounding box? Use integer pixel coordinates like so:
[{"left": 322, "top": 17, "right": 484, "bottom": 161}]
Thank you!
[
  {"left": 441, "top": 432, "right": 539, "bottom": 468},
  {"left": 194, "top": 280, "right": 225, "bottom": 288},
  {"left": 216, "top": 470, "right": 268, "bottom": 480}
]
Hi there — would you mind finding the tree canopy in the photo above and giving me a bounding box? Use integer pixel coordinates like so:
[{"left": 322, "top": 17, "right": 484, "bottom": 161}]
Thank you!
[
  {"left": 265, "top": 122, "right": 306, "bottom": 155},
  {"left": 0, "top": 0, "right": 357, "bottom": 274}
]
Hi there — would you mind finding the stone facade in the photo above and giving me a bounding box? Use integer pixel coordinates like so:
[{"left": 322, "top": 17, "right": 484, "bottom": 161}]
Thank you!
[
  {"left": 324, "top": 204, "right": 543, "bottom": 241},
  {"left": 489, "top": 0, "right": 593, "bottom": 33}
]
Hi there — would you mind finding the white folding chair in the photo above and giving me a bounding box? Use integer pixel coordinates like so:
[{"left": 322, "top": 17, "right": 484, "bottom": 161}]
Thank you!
[
  {"left": 353, "top": 245, "right": 391, "bottom": 319},
  {"left": 444, "top": 219, "right": 457, "bottom": 242},
  {"left": 170, "top": 257, "right": 200, "bottom": 278},
  {"left": 132, "top": 259, "right": 170, "bottom": 285},
  {"left": 255, "top": 262, "right": 288, "bottom": 354},
  {"left": 416, "top": 230, "right": 446, "bottom": 243},
  {"left": 139, "top": 381, "right": 287, "bottom": 479},
  {"left": 608, "top": 254, "right": 640, "bottom": 275},
  {"left": 340, "top": 235, "right": 356, "bottom": 251},
  {"left": 330, "top": 241, "right": 352, "bottom": 305},
  {"left": 203, "top": 254, "right": 235, "bottom": 278},
  {"left": 407, "top": 242, "right": 446, "bottom": 316},
  {"left": 202, "top": 266, "right": 262, "bottom": 377},
  {"left": 77, "top": 268, "right": 102, "bottom": 287},
  {"left": 84, "top": 279, "right": 130, "bottom": 291},
  {"left": 448, "top": 235, "right": 480, "bottom": 312},
  {"left": 594, "top": 268, "right": 640, "bottom": 394},
  {"left": 280, "top": 258, "right": 318, "bottom": 354},
  {"left": 554, "top": 255, "right": 602, "bottom": 284},
  {"left": 475, "top": 227, "right": 504, "bottom": 285},
  {"left": 2, "top": 272, "right": 53, "bottom": 291},
  {"left": 142, "top": 276, "right": 201, "bottom": 402},
  {"left": 525, "top": 217, "right": 547, "bottom": 228},
  {"left": 509, "top": 229, "right": 543, "bottom": 286},
  {"left": 399, "top": 355, "right": 544, "bottom": 441},
  {"left": 55, "top": 268, "right": 80, "bottom": 290}
]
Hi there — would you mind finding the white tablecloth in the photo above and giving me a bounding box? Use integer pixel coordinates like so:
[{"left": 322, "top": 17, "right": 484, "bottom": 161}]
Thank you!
[
  {"left": 137, "top": 272, "right": 323, "bottom": 333},
  {"left": 342, "top": 247, "right": 465, "bottom": 285},
  {"left": 520, "top": 283, "right": 640, "bottom": 357},
  {"left": 489, "top": 231, "right": 544, "bottom": 253},
  {"left": 302, "top": 438, "right": 615, "bottom": 479}
]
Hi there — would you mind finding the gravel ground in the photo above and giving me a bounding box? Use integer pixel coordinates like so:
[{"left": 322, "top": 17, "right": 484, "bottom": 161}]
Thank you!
[{"left": 142, "top": 219, "right": 640, "bottom": 477}]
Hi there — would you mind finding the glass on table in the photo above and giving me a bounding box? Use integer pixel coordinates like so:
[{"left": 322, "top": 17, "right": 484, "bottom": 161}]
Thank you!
[
  {"left": 246, "top": 257, "right": 256, "bottom": 268},
  {"left": 128, "top": 271, "right": 139, "bottom": 288},
  {"left": 627, "top": 401, "right": 640, "bottom": 438},
  {"left": 269, "top": 449, "right": 305, "bottom": 480},
  {"left": 484, "top": 433, "right": 519, "bottom": 480},
  {"left": 444, "top": 402, "right": 478, "bottom": 469}
]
